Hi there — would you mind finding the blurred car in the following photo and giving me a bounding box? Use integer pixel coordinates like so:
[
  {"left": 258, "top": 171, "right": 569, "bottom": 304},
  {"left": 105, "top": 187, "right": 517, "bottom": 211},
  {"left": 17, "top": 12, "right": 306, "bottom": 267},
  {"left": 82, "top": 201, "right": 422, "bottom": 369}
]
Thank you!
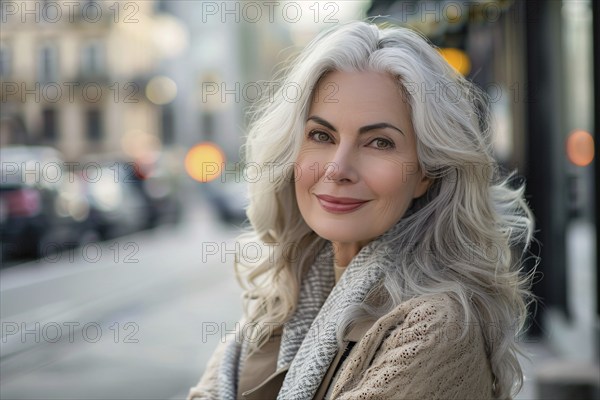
[
  {"left": 76, "top": 163, "right": 151, "bottom": 240},
  {"left": 122, "top": 156, "right": 184, "bottom": 229},
  {"left": 203, "top": 178, "right": 249, "bottom": 224},
  {"left": 0, "top": 146, "right": 96, "bottom": 261},
  {"left": 76, "top": 154, "right": 183, "bottom": 238}
]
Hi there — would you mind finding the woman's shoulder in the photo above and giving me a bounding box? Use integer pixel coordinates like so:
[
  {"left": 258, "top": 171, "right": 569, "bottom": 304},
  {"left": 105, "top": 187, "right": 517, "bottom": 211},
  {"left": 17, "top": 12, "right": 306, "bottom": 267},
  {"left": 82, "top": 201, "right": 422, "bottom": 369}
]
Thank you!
[
  {"left": 345, "top": 292, "right": 487, "bottom": 370},
  {"left": 390, "top": 291, "right": 463, "bottom": 314},
  {"left": 379, "top": 292, "right": 485, "bottom": 350},
  {"left": 331, "top": 292, "right": 494, "bottom": 399},
  {"left": 385, "top": 292, "right": 469, "bottom": 330}
]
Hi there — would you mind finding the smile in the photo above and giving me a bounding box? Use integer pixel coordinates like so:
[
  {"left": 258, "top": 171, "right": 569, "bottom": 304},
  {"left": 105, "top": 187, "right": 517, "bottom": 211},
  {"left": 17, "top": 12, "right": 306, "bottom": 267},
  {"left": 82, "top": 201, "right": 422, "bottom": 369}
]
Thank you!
[{"left": 316, "top": 197, "right": 369, "bottom": 214}]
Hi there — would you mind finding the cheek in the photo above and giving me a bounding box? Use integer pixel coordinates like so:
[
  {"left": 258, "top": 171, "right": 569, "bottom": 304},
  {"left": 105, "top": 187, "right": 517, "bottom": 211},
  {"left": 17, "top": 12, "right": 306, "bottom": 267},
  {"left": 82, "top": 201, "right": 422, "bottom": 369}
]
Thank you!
[
  {"left": 364, "top": 160, "right": 400, "bottom": 187},
  {"left": 294, "top": 152, "right": 322, "bottom": 189},
  {"left": 293, "top": 158, "right": 310, "bottom": 197},
  {"left": 378, "top": 158, "right": 420, "bottom": 184},
  {"left": 366, "top": 165, "right": 418, "bottom": 203}
]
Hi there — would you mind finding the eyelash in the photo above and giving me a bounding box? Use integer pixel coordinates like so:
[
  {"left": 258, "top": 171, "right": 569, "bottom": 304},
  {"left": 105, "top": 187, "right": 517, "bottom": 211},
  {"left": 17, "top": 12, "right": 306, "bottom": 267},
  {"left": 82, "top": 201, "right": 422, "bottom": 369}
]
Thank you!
[{"left": 307, "top": 130, "right": 396, "bottom": 150}]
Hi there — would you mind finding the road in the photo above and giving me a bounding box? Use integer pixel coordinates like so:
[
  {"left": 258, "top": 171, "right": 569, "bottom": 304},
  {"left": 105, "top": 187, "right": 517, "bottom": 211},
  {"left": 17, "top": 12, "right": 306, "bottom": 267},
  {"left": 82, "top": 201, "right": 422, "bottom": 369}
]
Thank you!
[{"left": 0, "top": 203, "right": 245, "bottom": 400}]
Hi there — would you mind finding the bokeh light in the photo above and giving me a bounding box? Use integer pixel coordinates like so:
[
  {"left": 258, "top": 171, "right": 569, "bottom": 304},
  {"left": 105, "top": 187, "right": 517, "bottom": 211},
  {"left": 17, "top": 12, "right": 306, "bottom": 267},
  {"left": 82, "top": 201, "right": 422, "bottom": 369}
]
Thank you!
[
  {"left": 438, "top": 48, "right": 471, "bottom": 76},
  {"left": 146, "top": 76, "right": 178, "bottom": 105},
  {"left": 566, "top": 130, "right": 594, "bottom": 167},
  {"left": 184, "top": 142, "right": 226, "bottom": 182}
]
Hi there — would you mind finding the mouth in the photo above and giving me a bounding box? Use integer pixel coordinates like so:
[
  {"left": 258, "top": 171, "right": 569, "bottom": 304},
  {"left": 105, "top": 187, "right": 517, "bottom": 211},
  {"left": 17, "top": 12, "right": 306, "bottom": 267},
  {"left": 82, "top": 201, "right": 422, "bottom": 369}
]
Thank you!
[
  {"left": 315, "top": 194, "right": 369, "bottom": 204},
  {"left": 315, "top": 194, "right": 370, "bottom": 214}
]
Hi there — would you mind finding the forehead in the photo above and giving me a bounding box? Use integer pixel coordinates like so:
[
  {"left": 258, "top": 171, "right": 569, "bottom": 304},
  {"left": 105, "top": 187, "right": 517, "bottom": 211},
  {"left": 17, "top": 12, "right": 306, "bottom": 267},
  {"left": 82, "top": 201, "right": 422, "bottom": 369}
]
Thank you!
[{"left": 308, "top": 70, "right": 411, "bottom": 120}]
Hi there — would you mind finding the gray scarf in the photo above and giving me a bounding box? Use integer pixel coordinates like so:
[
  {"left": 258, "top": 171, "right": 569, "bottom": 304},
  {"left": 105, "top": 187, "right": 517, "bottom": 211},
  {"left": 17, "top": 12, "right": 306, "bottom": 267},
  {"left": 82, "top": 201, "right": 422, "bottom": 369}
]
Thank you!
[{"left": 218, "top": 220, "right": 403, "bottom": 399}]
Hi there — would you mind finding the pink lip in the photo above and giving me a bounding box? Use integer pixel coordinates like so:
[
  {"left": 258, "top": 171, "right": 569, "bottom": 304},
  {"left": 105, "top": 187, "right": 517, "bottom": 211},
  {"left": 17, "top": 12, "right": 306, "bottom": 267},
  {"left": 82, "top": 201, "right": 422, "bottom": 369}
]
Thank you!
[
  {"left": 315, "top": 195, "right": 369, "bottom": 214},
  {"left": 315, "top": 194, "right": 369, "bottom": 204}
]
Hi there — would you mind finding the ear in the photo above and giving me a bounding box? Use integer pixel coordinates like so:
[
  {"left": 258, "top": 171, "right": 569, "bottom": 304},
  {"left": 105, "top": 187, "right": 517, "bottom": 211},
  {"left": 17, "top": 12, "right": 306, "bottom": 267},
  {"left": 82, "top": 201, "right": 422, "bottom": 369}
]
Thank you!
[{"left": 413, "top": 173, "right": 433, "bottom": 199}]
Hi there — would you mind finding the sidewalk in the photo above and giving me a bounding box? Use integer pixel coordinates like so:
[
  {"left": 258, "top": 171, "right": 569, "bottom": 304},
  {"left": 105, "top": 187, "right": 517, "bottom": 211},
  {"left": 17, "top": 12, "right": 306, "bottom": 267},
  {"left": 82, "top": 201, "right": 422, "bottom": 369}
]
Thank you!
[
  {"left": 516, "top": 337, "right": 600, "bottom": 400},
  {"left": 515, "top": 338, "right": 558, "bottom": 399}
]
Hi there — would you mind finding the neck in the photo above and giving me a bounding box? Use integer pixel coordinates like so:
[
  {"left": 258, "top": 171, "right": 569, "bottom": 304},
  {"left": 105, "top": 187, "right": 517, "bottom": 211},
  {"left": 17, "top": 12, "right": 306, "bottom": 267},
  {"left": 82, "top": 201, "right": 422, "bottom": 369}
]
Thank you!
[{"left": 333, "top": 240, "right": 369, "bottom": 267}]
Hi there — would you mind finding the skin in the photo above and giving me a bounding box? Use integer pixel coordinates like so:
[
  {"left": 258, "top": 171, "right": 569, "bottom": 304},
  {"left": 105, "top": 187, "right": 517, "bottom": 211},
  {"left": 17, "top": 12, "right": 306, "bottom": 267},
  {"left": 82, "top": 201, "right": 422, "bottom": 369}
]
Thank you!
[{"left": 294, "top": 70, "right": 432, "bottom": 268}]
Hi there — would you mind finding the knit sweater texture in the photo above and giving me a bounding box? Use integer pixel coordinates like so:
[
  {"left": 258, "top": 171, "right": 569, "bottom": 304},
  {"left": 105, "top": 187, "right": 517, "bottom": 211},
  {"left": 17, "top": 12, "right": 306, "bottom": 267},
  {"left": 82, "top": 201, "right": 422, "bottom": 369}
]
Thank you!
[{"left": 187, "top": 291, "right": 495, "bottom": 399}]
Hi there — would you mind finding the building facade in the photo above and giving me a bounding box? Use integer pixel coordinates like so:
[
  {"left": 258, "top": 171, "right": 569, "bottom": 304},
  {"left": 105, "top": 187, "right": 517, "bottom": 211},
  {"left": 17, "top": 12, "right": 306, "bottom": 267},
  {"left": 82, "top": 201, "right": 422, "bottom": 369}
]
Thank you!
[{"left": 0, "top": 0, "right": 166, "bottom": 161}]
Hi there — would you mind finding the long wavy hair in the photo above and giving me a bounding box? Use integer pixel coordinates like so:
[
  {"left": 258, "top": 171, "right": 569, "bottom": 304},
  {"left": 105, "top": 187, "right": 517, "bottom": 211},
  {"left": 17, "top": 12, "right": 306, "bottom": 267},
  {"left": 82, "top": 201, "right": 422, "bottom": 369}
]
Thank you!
[{"left": 233, "top": 20, "right": 538, "bottom": 399}]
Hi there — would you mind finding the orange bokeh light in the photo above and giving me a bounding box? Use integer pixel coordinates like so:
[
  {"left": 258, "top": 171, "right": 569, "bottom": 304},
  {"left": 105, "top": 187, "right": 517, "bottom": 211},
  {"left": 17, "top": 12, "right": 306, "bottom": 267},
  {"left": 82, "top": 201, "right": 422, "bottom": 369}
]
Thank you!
[
  {"left": 438, "top": 48, "right": 471, "bottom": 76},
  {"left": 184, "top": 142, "right": 226, "bottom": 182},
  {"left": 566, "top": 130, "right": 594, "bottom": 167}
]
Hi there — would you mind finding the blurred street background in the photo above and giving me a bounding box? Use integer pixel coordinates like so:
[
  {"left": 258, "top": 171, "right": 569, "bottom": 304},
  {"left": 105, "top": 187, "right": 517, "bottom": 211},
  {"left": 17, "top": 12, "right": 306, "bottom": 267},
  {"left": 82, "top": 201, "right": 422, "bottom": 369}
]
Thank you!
[
  {"left": 1, "top": 199, "right": 244, "bottom": 400},
  {"left": 0, "top": 0, "right": 598, "bottom": 399}
]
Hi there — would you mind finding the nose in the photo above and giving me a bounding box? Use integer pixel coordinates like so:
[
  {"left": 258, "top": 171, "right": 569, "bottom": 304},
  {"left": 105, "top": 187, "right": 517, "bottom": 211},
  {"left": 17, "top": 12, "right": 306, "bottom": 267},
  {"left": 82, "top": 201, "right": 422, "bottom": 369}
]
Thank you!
[{"left": 324, "top": 144, "right": 359, "bottom": 184}]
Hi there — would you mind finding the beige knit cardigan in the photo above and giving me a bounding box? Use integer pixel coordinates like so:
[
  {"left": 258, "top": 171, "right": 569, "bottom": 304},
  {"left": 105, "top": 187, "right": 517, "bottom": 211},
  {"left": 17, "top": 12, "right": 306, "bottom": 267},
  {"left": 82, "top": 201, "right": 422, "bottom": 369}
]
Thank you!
[{"left": 187, "top": 292, "right": 496, "bottom": 399}]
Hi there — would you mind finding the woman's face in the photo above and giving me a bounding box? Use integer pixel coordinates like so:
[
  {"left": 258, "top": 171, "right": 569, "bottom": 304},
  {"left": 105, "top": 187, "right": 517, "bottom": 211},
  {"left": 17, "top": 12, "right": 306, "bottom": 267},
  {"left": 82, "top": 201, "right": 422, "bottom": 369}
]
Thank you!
[{"left": 294, "top": 70, "right": 431, "bottom": 248}]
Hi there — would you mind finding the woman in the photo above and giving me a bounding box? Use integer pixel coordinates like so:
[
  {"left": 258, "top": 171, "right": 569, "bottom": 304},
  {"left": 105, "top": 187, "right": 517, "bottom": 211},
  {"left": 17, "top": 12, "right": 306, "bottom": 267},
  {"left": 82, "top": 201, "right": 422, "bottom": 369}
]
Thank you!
[{"left": 188, "top": 21, "right": 537, "bottom": 400}]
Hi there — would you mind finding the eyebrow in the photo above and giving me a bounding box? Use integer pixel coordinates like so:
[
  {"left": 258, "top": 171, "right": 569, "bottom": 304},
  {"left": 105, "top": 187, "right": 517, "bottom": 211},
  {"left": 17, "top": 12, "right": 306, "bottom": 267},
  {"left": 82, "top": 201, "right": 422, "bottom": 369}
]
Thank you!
[{"left": 306, "top": 115, "right": 405, "bottom": 136}]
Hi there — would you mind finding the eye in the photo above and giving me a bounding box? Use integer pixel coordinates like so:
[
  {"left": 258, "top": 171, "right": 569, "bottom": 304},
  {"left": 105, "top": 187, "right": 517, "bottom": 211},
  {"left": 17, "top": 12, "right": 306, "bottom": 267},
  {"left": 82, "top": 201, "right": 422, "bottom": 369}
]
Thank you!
[
  {"left": 307, "top": 130, "right": 333, "bottom": 143},
  {"left": 369, "top": 138, "right": 395, "bottom": 150}
]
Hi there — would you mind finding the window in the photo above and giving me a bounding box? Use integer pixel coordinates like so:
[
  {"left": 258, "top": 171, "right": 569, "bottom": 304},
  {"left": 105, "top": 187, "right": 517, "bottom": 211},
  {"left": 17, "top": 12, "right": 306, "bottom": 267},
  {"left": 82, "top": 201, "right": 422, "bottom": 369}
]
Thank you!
[
  {"left": 201, "top": 111, "right": 215, "bottom": 140},
  {"left": 156, "top": 0, "right": 170, "bottom": 13},
  {"left": 86, "top": 109, "right": 102, "bottom": 141},
  {"left": 80, "top": 40, "right": 105, "bottom": 77},
  {"left": 162, "top": 105, "right": 175, "bottom": 145},
  {"left": 0, "top": 43, "right": 10, "bottom": 78},
  {"left": 42, "top": 109, "right": 57, "bottom": 141},
  {"left": 38, "top": 44, "right": 58, "bottom": 83}
]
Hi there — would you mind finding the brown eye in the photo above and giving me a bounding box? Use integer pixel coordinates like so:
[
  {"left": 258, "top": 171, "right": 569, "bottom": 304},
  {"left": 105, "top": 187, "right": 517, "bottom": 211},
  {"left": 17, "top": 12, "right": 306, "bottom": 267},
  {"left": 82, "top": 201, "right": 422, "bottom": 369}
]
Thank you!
[
  {"left": 370, "top": 138, "right": 395, "bottom": 150},
  {"left": 308, "top": 130, "right": 332, "bottom": 143}
]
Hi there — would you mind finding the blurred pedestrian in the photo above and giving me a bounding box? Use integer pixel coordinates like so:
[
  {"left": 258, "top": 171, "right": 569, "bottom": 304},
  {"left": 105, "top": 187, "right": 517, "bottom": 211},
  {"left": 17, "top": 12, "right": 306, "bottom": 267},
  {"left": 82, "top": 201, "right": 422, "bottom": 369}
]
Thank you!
[{"left": 188, "top": 20, "right": 537, "bottom": 400}]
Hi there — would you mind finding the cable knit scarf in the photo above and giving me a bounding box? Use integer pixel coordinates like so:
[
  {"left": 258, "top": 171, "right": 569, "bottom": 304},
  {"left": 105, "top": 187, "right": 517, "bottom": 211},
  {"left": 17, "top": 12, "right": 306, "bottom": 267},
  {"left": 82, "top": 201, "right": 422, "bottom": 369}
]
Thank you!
[{"left": 217, "top": 220, "right": 404, "bottom": 399}]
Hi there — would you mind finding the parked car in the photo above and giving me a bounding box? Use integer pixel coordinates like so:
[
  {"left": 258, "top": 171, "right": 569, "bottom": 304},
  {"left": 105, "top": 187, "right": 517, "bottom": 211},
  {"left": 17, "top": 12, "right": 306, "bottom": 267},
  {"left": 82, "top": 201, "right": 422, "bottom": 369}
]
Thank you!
[
  {"left": 75, "top": 153, "right": 183, "bottom": 239},
  {"left": 0, "top": 146, "right": 96, "bottom": 261},
  {"left": 77, "top": 163, "right": 151, "bottom": 240},
  {"left": 202, "top": 177, "right": 249, "bottom": 224},
  {"left": 121, "top": 156, "right": 184, "bottom": 229}
]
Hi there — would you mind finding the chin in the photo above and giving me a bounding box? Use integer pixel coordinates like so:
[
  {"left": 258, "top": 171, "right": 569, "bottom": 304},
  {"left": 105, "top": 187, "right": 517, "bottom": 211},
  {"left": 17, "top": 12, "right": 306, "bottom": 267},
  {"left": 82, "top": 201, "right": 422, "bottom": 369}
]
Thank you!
[{"left": 311, "top": 222, "right": 371, "bottom": 243}]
